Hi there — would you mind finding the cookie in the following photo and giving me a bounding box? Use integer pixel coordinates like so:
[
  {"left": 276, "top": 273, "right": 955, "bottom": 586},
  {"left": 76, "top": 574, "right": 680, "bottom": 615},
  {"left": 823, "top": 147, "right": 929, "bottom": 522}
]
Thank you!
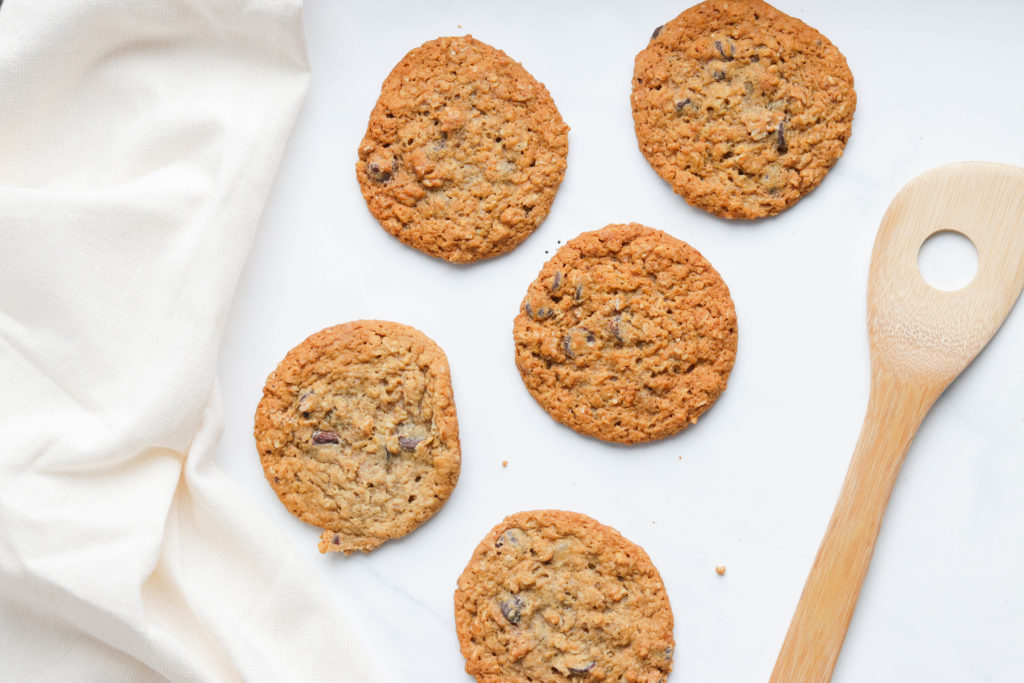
[
  {"left": 254, "top": 320, "right": 460, "bottom": 554},
  {"left": 454, "top": 510, "right": 675, "bottom": 683},
  {"left": 356, "top": 35, "right": 569, "bottom": 263},
  {"left": 631, "top": 0, "right": 856, "bottom": 219},
  {"left": 513, "top": 223, "right": 737, "bottom": 444}
]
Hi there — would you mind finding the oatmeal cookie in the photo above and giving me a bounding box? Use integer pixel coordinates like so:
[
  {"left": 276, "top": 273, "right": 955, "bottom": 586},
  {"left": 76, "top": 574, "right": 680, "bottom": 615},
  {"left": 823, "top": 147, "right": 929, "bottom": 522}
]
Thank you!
[
  {"left": 455, "top": 510, "right": 675, "bottom": 682},
  {"left": 254, "top": 320, "right": 460, "bottom": 553},
  {"left": 513, "top": 223, "right": 737, "bottom": 444},
  {"left": 632, "top": 0, "right": 856, "bottom": 219},
  {"left": 357, "top": 35, "right": 569, "bottom": 263}
]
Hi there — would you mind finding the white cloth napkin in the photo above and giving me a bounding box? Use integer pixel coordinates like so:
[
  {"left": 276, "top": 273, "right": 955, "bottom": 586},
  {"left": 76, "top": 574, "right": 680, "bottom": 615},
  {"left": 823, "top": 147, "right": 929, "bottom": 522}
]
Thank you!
[{"left": 0, "top": 2, "right": 389, "bottom": 680}]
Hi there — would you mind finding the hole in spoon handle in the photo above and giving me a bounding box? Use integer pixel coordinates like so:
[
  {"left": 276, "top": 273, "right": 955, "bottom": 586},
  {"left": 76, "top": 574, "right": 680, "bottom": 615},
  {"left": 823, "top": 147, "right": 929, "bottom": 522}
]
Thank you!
[
  {"left": 917, "top": 229, "right": 978, "bottom": 292},
  {"left": 770, "top": 370, "right": 942, "bottom": 683}
]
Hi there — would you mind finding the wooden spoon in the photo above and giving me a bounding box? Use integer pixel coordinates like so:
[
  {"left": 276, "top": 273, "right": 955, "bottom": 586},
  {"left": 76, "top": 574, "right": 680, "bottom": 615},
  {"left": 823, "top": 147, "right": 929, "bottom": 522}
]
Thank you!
[{"left": 770, "top": 162, "right": 1024, "bottom": 683}]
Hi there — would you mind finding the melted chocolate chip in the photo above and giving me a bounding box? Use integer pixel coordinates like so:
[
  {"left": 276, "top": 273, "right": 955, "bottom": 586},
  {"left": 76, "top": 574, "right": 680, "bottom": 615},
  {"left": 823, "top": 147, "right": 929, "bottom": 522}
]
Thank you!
[
  {"left": 552, "top": 272, "right": 563, "bottom": 292},
  {"left": 712, "top": 69, "right": 726, "bottom": 81},
  {"left": 651, "top": 24, "right": 664, "bottom": 40},
  {"left": 562, "top": 334, "right": 575, "bottom": 359},
  {"left": 675, "top": 98, "right": 691, "bottom": 113},
  {"left": 776, "top": 120, "right": 788, "bottom": 153},
  {"left": 499, "top": 595, "right": 525, "bottom": 625},
  {"left": 495, "top": 528, "right": 526, "bottom": 548},
  {"left": 366, "top": 159, "right": 395, "bottom": 183},
  {"left": 526, "top": 303, "right": 552, "bottom": 320},
  {"left": 312, "top": 430, "right": 340, "bottom": 444},
  {"left": 568, "top": 661, "right": 596, "bottom": 675},
  {"left": 574, "top": 284, "right": 583, "bottom": 301},
  {"left": 398, "top": 436, "right": 422, "bottom": 451},
  {"left": 714, "top": 40, "right": 734, "bottom": 61},
  {"left": 332, "top": 534, "right": 341, "bottom": 544},
  {"left": 609, "top": 315, "right": 623, "bottom": 342}
]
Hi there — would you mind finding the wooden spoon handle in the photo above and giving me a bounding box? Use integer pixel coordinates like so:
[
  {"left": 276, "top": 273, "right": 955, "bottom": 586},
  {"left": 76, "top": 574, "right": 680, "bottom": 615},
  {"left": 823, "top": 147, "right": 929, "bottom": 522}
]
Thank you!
[{"left": 770, "top": 368, "right": 942, "bottom": 683}]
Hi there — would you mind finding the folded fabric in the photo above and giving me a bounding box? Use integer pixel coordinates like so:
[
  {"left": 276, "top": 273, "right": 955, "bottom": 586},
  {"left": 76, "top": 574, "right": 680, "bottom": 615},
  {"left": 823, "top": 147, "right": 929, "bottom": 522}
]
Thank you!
[{"left": 0, "top": 2, "right": 389, "bottom": 680}]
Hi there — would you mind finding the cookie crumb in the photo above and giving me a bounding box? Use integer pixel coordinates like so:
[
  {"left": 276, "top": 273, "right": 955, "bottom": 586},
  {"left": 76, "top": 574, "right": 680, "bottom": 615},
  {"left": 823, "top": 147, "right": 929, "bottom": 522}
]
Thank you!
[
  {"left": 715, "top": 565, "right": 726, "bottom": 576},
  {"left": 501, "top": 460, "right": 508, "bottom": 468}
]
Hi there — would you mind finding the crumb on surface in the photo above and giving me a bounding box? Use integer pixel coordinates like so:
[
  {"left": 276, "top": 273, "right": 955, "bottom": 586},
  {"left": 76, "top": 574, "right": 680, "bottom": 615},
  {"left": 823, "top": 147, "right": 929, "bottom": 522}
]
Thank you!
[
  {"left": 715, "top": 565, "right": 726, "bottom": 576},
  {"left": 501, "top": 460, "right": 508, "bottom": 467}
]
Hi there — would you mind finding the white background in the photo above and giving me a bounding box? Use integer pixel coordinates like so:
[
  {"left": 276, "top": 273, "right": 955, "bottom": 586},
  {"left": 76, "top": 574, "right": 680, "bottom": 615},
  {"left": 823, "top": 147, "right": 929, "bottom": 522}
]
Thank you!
[{"left": 212, "top": 1, "right": 1024, "bottom": 681}]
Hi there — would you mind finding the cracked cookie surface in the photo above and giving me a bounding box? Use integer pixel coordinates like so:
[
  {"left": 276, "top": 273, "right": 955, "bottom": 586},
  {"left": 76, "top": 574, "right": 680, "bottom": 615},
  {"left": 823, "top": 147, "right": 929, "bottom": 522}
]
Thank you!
[
  {"left": 513, "top": 223, "right": 737, "bottom": 444},
  {"left": 632, "top": 0, "right": 856, "bottom": 219},
  {"left": 455, "top": 510, "right": 675, "bottom": 683},
  {"left": 254, "top": 320, "right": 460, "bottom": 553},
  {"left": 357, "top": 35, "right": 569, "bottom": 263}
]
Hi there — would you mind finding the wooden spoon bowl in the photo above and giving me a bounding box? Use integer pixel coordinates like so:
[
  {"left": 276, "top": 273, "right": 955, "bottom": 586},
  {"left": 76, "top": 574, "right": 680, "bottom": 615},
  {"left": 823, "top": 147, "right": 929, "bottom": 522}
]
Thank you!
[{"left": 771, "top": 162, "right": 1024, "bottom": 683}]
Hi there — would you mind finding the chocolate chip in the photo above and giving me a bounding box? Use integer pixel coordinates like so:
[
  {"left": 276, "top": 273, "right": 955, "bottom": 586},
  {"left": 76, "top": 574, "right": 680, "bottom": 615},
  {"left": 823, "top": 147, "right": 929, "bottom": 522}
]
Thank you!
[
  {"left": 312, "top": 430, "right": 340, "bottom": 444},
  {"left": 568, "top": 661, "right": 596, "bottom": 675},
  {"left": 563, "top": 328, "right": 596, "bottom": 358},
  {"left": 750, "top": 54, "right": 760, "bottom": 62},
  {"left": 332, "top": 534, "right": 341, "bottom": 544},
  {"left": 499, "top": 595, "right": 525, "bottom": 625},
  {"left": 398, "top": 436, "right": 422, "bottom": 451},
  {"left": 574, "top": 284, "right": 583, "bottom": 301},
  {"left": 712, "top": 69, "right": 726, "bottom": 81},
  {"left": 651, "top": 24, "right": 663, "bottom": 40},
  {"left": 495, "top": 528, "right": 526, "bottom": 548},
  {"left": 675, "top": 98, "right": 691, "bottom": 113},
  {"left": 776, "top": 120, "right": 788, "bottom": 153},
  {"left": 714, "top": 40, "right": 734, "bottom": 61},
  {"left": 552, "top": 272, "right": 562, "bottom": 292},
  {"left": 366, "top": 159, "right": 395, "bottom": 183},
  {"left": 609, "top": 315, "right": 623, "bottom": 342},
  {"left": 526, "top": 303, "right": 552, "bottom": 320}
]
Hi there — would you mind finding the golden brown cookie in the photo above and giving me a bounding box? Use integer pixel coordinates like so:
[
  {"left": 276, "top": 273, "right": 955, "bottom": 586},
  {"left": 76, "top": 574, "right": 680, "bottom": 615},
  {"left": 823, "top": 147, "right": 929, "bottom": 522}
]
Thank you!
[
  {"left": 631, "top": 0, "right": 856, "bottom": 219},
  {"left": 254, "top": 320, "right": 460, "bottom": 554},
  {"left": 356, "top": 35, "right": 569, "bottom": 263},
  {"left": 455, "top": 510, "right": 675, "bottom": 683},
  {"left": 513, "top": 223, "right": 737, "bottom": 444}
]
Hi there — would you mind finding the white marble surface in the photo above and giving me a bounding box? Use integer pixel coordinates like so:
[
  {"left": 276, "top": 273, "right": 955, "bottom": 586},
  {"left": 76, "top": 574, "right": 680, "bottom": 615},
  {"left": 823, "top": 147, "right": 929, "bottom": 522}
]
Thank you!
[{"left": 212, "top": 1, "right": 1024, "bottom": 681}]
